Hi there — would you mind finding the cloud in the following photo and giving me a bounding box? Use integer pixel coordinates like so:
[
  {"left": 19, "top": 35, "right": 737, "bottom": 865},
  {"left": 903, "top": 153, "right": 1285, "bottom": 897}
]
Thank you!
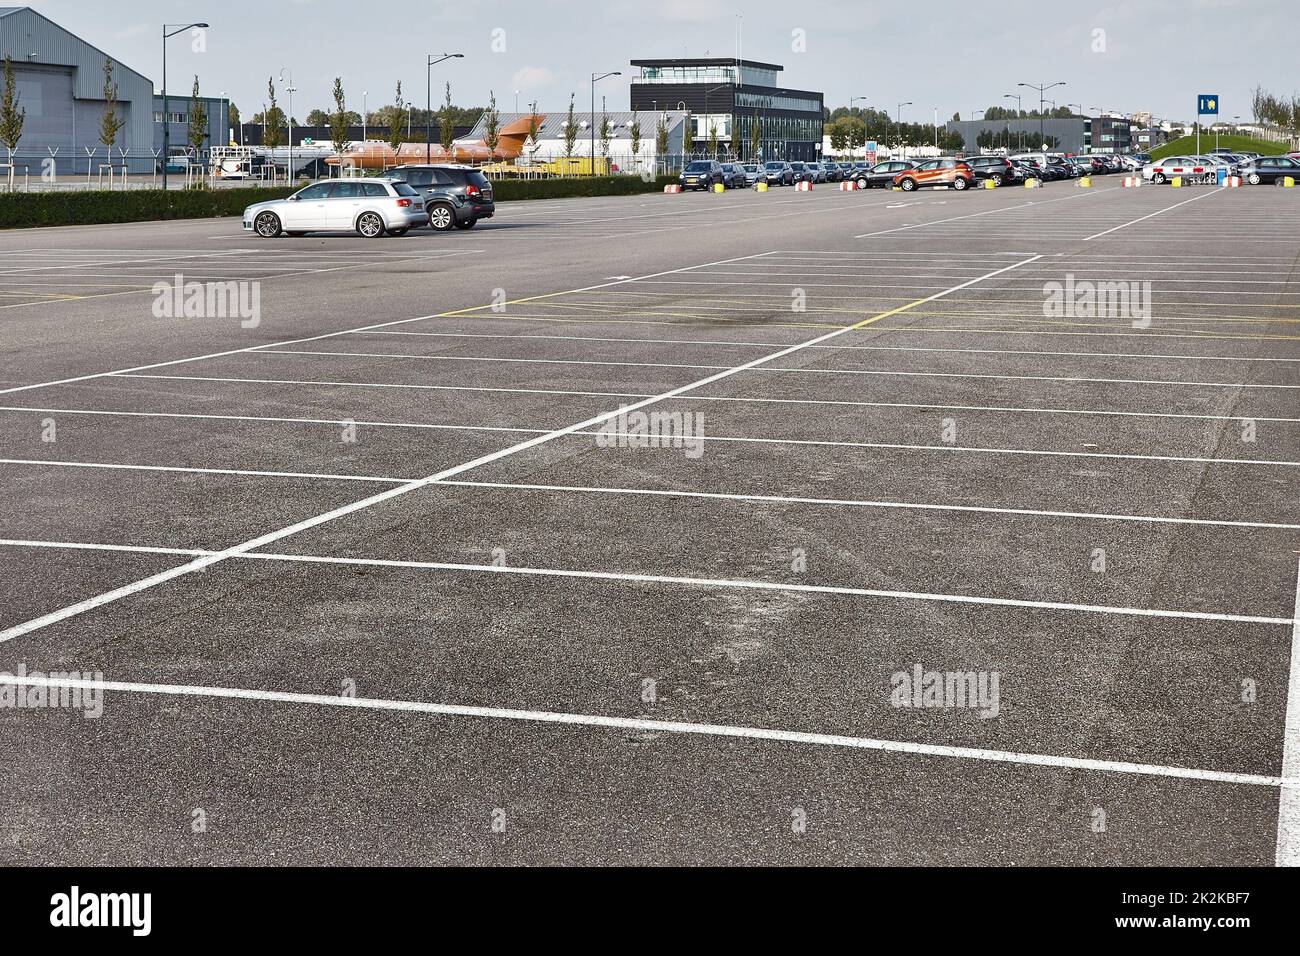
[{"left": 511, "top": 66, "right": 556, "bottom": 90}]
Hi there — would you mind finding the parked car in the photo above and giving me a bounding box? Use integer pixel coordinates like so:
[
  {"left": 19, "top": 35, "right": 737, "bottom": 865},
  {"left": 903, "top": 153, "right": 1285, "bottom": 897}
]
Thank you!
[
  {"left": 820, "top": 162, "right": 843, "bottom": 182},
  {"left": 244, "top": 178, "right": 429, "bottom": 238},
  {"left": 1141, "top": 156, "right": 1212, "bottom": 183},
  {"left": 739, "top": 163, "right": 763, "bottom": 185},
  {"left": 789, "top": 162, "right": 814, "bottom": 183},
  {"left": 894, "top": 158, "right": 974, "bottom": 191},
  {"left": 762, "top": 161, "right": 794, "bottom": 185},
  {"left": 965, "top": 155, "right": 1019, "bottom": 186},
  {"left": 807, "top": 162, "right": 831, "bottom": 183},
  {"left": 718, "top": 163, "right": 748, "bottom": 188},
  {"left": 853, "top": 160, "right": 915, "bottom": 189},
  {"left": 376, "top": 164, "right": 495, "bottom": 230},
  {"left": 1239, "top": 155, "right": 1300, "bottom": 185},
  {"left": 678, "top": 160, "right": 724, "bottom": 190}
]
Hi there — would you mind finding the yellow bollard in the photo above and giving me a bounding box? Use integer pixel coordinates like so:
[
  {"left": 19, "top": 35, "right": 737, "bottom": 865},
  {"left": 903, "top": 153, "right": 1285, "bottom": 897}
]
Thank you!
[
  {"left": 1285, "top": 177, "right": 1296, "bottom": 188},
  {"left": 756, "top": 181, "right": 768, "bottom": 192},
  {"left": 891, "top": 186, "right": 902, "bottom": 191},
  {"left": 713, "top": 182, "right": 726, "bottom": 193},
  {"left": 1079, "top": 176, "right": 1092, "bottom": 188},
  {"left": 983, "top": 178, "right": 996, "bottom": 189},
  {"left": 1024, "top": 178, "right": 1038, "bottom": 188},
  {"left": 1171, "top": 177, "right": 1182, "bottom": 187}
]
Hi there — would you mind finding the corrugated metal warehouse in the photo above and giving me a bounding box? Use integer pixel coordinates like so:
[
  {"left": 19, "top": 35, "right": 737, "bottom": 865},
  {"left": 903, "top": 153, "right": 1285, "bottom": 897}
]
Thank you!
[{"left": 0, "top": 6, "right": 225, "bottom": 176}]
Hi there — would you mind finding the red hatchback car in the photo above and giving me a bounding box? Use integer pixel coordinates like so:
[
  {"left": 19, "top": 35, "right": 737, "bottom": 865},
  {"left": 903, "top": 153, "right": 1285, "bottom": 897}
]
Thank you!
[{"left": 894, "top": 158, "right": 974, "bottom": 191}]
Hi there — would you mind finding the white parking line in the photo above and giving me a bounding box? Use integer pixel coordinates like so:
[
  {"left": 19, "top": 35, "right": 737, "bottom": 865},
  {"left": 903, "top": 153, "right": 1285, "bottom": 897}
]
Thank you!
[
  {"left": 0, "top": 671, "right": 1291, "bottom": 789},
  {"left": 1278, "top": 561, "right": 1300, "bottom": 865},
  {"left": 436, "top": 479, "right": 1300, "bottom": 531},
  {"left": 0, "top": 458, "right": 411, "bottom": 483}
]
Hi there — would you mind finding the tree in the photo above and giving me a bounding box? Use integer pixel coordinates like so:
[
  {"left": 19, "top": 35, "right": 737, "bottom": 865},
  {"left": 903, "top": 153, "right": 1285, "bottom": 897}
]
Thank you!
[
  {"left": 655, "top": 113, "right": 669, "bottom": 157},
  {"left": 482, "top": 90, "right": 500, "bottom": 158},
  {"left": 441, "top": 81, "right": 455, "bottom": 151},
  {"left": 264, "top": 78, "right": 283, "bottom": 149},
  {"left": 707, "top": 119, "right": 719, "bottom": 158},
  {"left": 629, "top": 109, "right": 642, "bottom": 163},
  {"left": 187, "top": 75, "right": 208, "bottom": 153},
  {"left": 330, "top": 77, "right": 350, "bottom": 158},
  {"left": 228, "top": 101, "right": 240, "bottom": 131},
  {"left": 599, "top": 112, "right": 612, "bottom": 158},
  {"left": 0, "top": 55, "right": 25, "bottom": 169},
  {"left": 749, "top": 111, "right": 762, "bottom": 159},
  {"left": 682, "top": 111, "right": 694, "bottom": 155},
  {"left": 386, "top": 82, "right": 406, "bottom": 153},
  {"left": 100, "top": 58, "right": 125, "bottom": 151},
  {"left": 562, "top": 92, "right": 578, "bottom": 159}
]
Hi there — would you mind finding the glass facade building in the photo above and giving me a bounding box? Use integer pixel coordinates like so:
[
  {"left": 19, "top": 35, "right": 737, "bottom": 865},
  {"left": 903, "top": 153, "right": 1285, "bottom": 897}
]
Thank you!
[{"left": 629, "top": 58, "right": 824, "bottom": 161}]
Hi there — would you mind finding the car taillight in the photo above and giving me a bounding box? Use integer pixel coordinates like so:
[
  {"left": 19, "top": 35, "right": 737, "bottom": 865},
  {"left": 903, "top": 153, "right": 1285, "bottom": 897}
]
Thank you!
[
  {"left": 466, "top": 185, "right": 481, "bottom": 197},
  {"left": 396, "top": 198, "right": 412, "bottom": 207}
]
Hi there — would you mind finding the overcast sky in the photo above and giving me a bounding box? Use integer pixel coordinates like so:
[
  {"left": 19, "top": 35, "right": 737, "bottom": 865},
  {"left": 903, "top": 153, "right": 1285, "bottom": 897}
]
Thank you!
[{"left": 25, "top": 0, "right": 1291, "bottom": 124}]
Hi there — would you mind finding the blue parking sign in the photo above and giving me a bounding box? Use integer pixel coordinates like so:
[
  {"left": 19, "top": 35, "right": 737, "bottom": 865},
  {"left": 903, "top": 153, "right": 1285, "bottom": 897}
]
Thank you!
[
  {"left": 1198, "top": 94, "right": 1219, "bottom": 115},
  {"left": 865, "top": 141, "right": 877, "bottom": 152}
]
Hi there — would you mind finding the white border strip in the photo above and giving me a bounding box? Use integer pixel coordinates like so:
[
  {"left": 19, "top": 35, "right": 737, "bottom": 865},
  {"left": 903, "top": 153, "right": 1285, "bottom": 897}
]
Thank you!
[{"left": 1277, "top": 561, "right": 1300, "bottom": 864}]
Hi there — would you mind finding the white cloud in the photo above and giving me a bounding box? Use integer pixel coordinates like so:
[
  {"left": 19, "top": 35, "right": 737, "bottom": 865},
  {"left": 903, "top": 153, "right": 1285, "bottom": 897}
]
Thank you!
[{"left": 511, "top": 66, "right": 556, "bottom": 90}]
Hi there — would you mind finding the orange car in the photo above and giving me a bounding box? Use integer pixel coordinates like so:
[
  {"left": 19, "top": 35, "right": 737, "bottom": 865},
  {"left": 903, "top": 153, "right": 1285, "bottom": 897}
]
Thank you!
[{"left": 893, "top": 158, "right": 974, "bottom": 191}]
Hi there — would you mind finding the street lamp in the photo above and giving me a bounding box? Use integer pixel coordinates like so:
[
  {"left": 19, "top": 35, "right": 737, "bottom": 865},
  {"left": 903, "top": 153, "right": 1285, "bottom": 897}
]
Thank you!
[
  {"left": 362, "top": 90, "right": 368, "bottom": 143},
  {"left": 280, "top": 68, "right": 296, "bottom": 180},
  {"left": 427, "top": 53, "right": 465, "bottom": 162},
  {"left": 1019, "top": 80, "right": 1065, "bottom": 150},
  {"left": 591, "top": 71, "right": 621, "bottom": 173},
  {"left": 161, "top": 21, "right": 209, "bottom": 191},
  {"left": 894, "top": 101, "right": 912, "bottom": 158},
  {"left": 848, "top": 96, "right": 869, "bottom": 158},
  {"left": 1003, "top": 93, "right": 1023, "bottom": 150}
]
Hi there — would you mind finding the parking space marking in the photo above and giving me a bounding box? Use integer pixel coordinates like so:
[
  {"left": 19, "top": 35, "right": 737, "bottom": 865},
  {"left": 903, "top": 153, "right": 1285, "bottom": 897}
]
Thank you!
[
  {"left": 436, "top": 479, "right": 1300, "bottom": 531},
  {"left": 0, "top": 253, "right": 1043, "bottom": 646},
  {"left": 106, "top": 372, "right": 1300, "bottom": 424},
  {"left": 0, "top": 670, "right": 1289, "bottom": 789},
  {"left": 1278, "top": 563, "right": 1300, "bottom": 865},
  {"left": 255, "top": 347, "right": 1300, "bottom": 391},
  {"left": 0, "top": 457, "right": 411, "bottom": 483}
]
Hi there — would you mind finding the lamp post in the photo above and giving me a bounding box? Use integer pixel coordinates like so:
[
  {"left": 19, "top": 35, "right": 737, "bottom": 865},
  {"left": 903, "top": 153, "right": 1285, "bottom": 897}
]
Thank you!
[
  {"left": 849, "top": 96, "right": 869, "bottom": 159},
  {"left": 704, "top": 82, "right": 729, "bottom": 158},
  {"left": 427, "top": 53, "right": 465, "bottom": 163},
  {"left": 894, "top": 101, "right": 911, "bottom": 159},
  {"left": 1003, "top": 93, "right": 1023, "bottom": 150},
  {"left": 1019, "top": 81, "right": 1065, "bottom": 151},
  {"left": 161, "top": 21, "right": 209, "bottom": 191},
  {"left": 362, "top": 90, "right": 368, "bottom": 143},
  {"left": 591, "top": 71, "right": 621, "bottom": 174},
  {"left": 280, "top": 68, "right": 296, "bottom": 181}
]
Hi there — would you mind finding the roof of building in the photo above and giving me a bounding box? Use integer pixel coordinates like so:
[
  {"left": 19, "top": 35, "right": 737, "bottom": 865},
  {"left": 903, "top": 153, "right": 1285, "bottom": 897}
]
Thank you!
[{"left": 631, "top": 57, "right": 784, "bottom": 72}]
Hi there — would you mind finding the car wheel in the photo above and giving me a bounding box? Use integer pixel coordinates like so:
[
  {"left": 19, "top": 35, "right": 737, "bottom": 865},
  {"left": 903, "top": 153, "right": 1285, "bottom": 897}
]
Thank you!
[
  {"left": 454, "top": 218, "right": 477, "bottom": 229},
  {"left": 254, "top": 211, "right": 282, "bottom": 238},
  {"left": 1248, "top": 172, "right": 1262, "bottom": 185},
  {"left": 356, "top": 212, "right": 385, "bottom": 238},
  {"left": 899, "top": 178, "right": 917, "bottom": 191},
  {"left": 952, "top": 176, "right": 970, "bottom": 190},
  {"left": 389, "top": 227, "right": 409, "bottom": 237},
  {"left": 1152, "top": 172, "right": 1166, "bottom": 184},
  {"left": 427, "top": 203, "right": 455, "bottom": 231},
  {"left": 990, "top": 174, "right": 1003, "bottom": 186}
]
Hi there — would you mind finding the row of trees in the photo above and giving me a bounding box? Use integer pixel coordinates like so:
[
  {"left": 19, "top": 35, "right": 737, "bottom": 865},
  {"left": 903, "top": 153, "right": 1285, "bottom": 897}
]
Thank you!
[
  {"left": 824, "top": 107, "right": 965, "bottom": 153},
  {"left": 1251, "top": 86, "right": 1300, "bottom": 136}
]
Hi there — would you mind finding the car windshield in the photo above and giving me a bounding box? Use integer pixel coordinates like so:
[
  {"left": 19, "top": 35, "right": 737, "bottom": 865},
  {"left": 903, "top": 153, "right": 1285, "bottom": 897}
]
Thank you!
[
  {"left": 392, "top": 183, "right": 418, "bottom": 196},
  {"left": 764, "top": 162, "right": 783, "bottom": 169},
  {"left": 685, "top": 162, "right": 711, "bottom": 172}
]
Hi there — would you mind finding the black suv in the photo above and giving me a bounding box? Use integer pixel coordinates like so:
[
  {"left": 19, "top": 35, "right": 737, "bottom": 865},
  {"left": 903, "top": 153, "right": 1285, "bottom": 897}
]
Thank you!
[
  {"left": 853, "top": 160, "right": 915, "bottom": 189},
  {"left": 964, "top": 155, "right": 1019, "bottom": 186},
  {"left": 679, "top": 160, "right": 724, "bottom": 190},
  {"left": 377, "top": 164, "right": 495, "bottom": 230}
]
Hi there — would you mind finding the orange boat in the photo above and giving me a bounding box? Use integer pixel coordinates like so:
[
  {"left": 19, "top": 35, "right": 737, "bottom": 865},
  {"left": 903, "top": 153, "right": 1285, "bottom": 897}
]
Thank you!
[{"left": 326, "top": 113, "right": 546, "bottom": 169}]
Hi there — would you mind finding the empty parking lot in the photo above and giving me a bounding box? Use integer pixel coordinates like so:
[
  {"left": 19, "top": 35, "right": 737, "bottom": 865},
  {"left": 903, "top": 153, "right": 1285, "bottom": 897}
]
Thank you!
[{"left": 1, "top": 180, "right": 1298, "bottom": 865}]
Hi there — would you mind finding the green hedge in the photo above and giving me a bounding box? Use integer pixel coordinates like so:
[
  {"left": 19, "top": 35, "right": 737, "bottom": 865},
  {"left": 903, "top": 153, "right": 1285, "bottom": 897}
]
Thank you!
[
  {"left": 0, "top": 187, "right": 297, "bottom": 229},
  {"left": 0, "top": 175, "right": 679, "bottom": 229},
  {"left": 493, "top": 175, "right": 677, "bottom": 201}
]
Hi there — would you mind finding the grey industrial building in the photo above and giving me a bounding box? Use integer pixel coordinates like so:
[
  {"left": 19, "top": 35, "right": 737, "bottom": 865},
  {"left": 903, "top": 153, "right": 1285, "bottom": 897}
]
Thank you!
[
  {"left": 945, "top": 115, "right": 1135, "bottom": 155},
  {"left": 0, "top": 6, "right": 227, "bottom": 176}
]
